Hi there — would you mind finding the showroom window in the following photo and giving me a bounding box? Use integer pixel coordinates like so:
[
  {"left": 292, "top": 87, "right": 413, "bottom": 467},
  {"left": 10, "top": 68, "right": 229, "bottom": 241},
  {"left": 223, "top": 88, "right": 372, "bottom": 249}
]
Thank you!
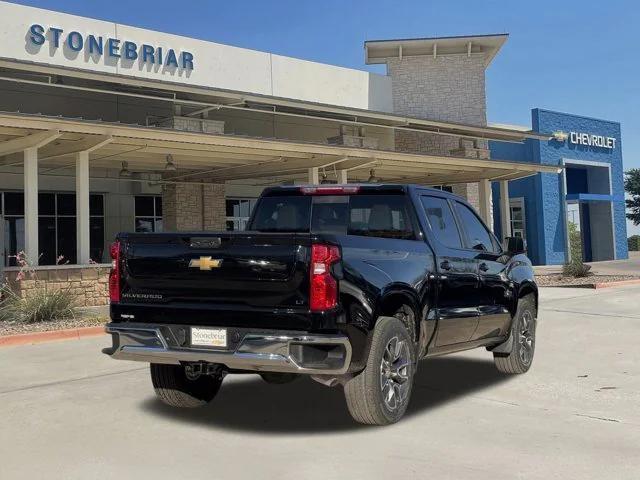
[
  {"left": 2, "top": 192, "right": 105, "bottom": 266},
  {"left": 134, "top": 196, "right": 163, "bottom": 233},
  {"left": 226, "top": 198, "right": 258, "bottom": 231}
]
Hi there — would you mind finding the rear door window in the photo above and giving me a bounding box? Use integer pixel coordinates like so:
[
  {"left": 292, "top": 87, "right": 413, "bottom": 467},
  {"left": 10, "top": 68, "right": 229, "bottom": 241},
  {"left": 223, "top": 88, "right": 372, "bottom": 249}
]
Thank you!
[
  {"left": 453, "top": 201, "right": 500, "bottom": 253},
  {"left": 420, "top": 195, "right": 463, "bottom": 249},
  {"left": 348, "top": 195, "right": 415, "bottom": 240}
]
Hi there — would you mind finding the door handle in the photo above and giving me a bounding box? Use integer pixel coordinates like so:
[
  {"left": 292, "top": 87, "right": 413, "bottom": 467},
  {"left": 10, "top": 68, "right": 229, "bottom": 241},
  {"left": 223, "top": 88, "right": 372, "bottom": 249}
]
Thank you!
[
  {"left": 479, "top": 262, "right": 489, "bottom": 272},
  {"left": 440, "top": 260, "right": 452, "bottom": 271}
]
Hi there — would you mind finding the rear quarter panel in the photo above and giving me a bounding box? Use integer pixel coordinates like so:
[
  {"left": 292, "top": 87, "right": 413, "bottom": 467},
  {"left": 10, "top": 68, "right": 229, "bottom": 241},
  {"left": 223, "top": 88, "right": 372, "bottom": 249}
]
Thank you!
[{"left": 330, "top": 233, "right": 437, "bottom": 367}]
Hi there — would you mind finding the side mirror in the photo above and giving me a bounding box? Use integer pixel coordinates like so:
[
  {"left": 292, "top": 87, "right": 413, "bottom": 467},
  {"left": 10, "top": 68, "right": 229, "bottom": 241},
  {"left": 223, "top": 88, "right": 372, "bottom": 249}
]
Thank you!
[{"left": 504, "top": 236, "right": 526, "bottom": 255}]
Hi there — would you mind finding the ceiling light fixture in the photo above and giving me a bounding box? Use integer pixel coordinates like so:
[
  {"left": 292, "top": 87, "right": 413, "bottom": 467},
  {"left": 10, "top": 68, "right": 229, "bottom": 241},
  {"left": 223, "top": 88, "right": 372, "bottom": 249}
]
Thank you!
[
  {"left": 165, "top": 154, "right": 177, "bottom": 171},
  {"left": 119, "top": 161, "right": 132, "bottom": 177},
  {"left": 320, "top": 172, "right": 332, "bottom": 184},
  {"left": 367, "top": 169, "right": 380, "bottom": 183}
]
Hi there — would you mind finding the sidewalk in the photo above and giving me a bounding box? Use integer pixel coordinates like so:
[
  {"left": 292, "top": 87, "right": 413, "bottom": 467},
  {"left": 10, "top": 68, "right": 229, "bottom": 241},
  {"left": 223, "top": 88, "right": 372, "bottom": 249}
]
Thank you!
[{"left": 534, "top": 251, "right": 640, "bottom": 276}]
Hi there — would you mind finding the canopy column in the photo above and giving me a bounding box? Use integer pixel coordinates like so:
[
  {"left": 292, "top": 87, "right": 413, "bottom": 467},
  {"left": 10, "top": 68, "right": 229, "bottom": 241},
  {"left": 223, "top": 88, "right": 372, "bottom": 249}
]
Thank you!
[
  {"left": 338, "top": 169, "right": 348, "bottom": 184},
  {"left": 2, "top": 130, "right": 62, "bottom": 266},
  {"left": 499, "top": 180, "right": 512, "bottom": 239},
  {"left": 23, "top": 147, "right": 39, "bottom": 264},
  {"left": 478, "top": 179, "right": 493, "bottom": 231},
  {"left": 75, "top": 151, "right": 90, "bottom": 264},
  {"left": 308, "top": 167, "right": 319, "bottom": 185}
]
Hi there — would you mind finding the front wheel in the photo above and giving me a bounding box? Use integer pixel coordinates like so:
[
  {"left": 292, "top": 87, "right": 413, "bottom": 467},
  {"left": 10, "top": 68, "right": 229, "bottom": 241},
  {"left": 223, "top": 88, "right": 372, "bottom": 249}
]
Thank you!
[
  {"left": 150, "top": 364, "right": 222, "bottom": 408},
  {"left": 494, "top": 294, "right": 537, "bottom": 374},
  {"left": 344, "top": 317, "right": 416, "bottom": 425}
]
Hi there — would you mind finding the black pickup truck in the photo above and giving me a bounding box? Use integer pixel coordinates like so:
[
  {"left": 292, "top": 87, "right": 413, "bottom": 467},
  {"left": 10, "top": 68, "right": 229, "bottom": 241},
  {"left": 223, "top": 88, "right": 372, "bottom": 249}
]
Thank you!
[{"left": 104, "top": 184, "right": 538, "bottom": 425}]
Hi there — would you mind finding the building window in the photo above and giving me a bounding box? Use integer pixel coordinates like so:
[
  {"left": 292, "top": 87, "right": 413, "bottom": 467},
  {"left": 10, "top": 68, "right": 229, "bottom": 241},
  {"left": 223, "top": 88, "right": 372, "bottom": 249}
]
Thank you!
[
  {"left": 430, "top": 185, "right": 453, "bottom": 193},
  {"left": 135, "top": 196, "right": 163, "bottom": 232},
  {"left": 2, "top": 192, "right": 105, "bottom": 266},
  {"left": 225, "top": 198, "right": 257, "bottom": 231}
]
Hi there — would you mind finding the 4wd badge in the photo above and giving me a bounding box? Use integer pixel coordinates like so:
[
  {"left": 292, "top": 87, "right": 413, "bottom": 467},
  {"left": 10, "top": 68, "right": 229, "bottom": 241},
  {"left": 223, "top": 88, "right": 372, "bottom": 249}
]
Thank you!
[{"left": 189, "top": 256, "right": 222, "bottom": 271}]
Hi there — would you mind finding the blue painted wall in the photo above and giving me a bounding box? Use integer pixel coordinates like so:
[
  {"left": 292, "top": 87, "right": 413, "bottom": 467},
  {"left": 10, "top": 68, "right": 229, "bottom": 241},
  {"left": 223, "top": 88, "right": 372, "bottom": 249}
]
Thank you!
[{"left": 490, "top": 108, "right": 628, "bottom": 265}]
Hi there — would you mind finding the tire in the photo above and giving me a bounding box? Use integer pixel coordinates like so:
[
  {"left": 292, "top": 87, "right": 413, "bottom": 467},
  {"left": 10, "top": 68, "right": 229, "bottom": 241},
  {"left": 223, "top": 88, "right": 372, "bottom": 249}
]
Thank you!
[
  {"left": 150, "top": 364, "right": 222, "bottom": 408},
  {"left": 260, "top": 372, "right": 299, "bottom": 384},
  {"left": 494, "top": 294, "right": 537, "bottom": 374},
  {"left": 344, "top": 316, "right": 416, "bottom": 425}
]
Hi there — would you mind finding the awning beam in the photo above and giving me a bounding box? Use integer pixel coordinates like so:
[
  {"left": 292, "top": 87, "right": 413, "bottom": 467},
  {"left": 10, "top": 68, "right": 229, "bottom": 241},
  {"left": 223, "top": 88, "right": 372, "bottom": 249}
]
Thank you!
[{"left": 0, "top": 130, "right": 61, "bottom": 156}]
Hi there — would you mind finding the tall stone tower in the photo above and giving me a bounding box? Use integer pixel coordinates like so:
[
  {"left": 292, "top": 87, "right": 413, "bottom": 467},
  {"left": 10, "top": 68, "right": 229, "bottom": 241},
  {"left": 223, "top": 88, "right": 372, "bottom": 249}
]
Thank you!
[{"left": 365, "top": 34, "right": 508, "bottom": 210}]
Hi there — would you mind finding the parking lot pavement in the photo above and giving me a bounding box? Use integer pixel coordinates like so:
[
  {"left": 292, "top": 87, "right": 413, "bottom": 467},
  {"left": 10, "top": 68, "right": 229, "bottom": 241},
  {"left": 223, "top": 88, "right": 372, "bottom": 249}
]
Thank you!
[{"left": 1, "top": 286, "right": 639, "bottom": 480}]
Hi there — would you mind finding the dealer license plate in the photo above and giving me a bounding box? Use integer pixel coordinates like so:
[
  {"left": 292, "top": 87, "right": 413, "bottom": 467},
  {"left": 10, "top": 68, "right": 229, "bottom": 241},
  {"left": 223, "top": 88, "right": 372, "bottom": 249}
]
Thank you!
[{"left": 191, "top": 327, "right": 227, "bottom": 348}]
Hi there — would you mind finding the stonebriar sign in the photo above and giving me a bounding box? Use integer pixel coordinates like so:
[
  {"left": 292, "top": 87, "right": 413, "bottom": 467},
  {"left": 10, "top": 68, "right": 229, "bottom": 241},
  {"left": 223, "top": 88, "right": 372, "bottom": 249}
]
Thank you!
[
  {"left": 28, "top": 24, "right": 195, "bottom": 70},
  {"left": 0, "top": 1, "right": 391, "bottom": 111}
]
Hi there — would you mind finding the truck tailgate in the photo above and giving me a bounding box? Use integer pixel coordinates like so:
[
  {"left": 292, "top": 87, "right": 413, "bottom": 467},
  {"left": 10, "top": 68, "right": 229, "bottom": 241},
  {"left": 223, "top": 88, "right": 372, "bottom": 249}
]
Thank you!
[{"left": 120, "top": 232, "right": 311, "bottom": 309}]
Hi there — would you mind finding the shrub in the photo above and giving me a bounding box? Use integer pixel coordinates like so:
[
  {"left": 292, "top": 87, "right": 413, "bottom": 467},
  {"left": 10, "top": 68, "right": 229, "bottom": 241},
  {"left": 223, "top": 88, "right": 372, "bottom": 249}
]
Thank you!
[
  {"left": 628, "top": 235, "right": 640, "bottom": 252},
  {"left": 0, "top": 250, "right": 79, "bottom": 323},
  {"left": 562, "top": 262, "right": 592, "bottom": 278},
  {"left": 0, "top": 285, "right": 77, "bottom": 323}
]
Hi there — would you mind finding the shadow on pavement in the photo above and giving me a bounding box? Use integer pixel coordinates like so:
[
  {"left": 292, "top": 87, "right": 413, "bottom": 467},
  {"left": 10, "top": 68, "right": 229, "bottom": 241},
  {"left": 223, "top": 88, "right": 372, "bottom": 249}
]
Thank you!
[{"left": 140, "top": 355, "right": 511, "bottom": 434}]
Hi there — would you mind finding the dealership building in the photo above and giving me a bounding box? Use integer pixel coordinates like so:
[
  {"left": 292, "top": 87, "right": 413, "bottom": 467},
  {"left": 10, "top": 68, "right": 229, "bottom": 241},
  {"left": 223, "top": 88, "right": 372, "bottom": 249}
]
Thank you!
[{"left": 0, "top": 2, "right": 628, "bottom": 304}]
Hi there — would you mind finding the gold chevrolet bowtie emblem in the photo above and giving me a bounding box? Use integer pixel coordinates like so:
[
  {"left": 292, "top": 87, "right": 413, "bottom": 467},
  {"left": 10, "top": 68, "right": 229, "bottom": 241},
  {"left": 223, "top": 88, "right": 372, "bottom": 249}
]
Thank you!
[{"left": 189, "top": 256, "right": 222, "bottom": 271}]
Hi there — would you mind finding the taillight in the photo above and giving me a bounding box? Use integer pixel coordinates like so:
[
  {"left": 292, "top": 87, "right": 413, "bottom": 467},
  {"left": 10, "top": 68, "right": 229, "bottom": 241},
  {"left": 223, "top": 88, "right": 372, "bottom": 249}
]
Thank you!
[
  {"left": 310, "top": 244, "right": 340, "bottom": 312},
  {"left": 109, "top": 241, "right": 121, "bottom": 303}
]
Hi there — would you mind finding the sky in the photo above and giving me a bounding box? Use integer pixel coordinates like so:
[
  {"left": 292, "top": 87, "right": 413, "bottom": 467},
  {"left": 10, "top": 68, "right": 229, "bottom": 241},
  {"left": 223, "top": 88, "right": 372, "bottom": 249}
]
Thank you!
[{"left": 8, "top": 0, "right": 640, "bottom": 234}]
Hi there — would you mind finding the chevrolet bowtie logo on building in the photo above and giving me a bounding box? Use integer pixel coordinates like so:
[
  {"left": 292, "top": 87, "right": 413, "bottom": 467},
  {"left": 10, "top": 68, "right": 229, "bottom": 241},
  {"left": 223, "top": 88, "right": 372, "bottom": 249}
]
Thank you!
[
  {"left": 551, "top": 131, "right": 569, "bottom": 142},
  {"left": 189, "top": 257, "right": 222, "bottom": 271}
]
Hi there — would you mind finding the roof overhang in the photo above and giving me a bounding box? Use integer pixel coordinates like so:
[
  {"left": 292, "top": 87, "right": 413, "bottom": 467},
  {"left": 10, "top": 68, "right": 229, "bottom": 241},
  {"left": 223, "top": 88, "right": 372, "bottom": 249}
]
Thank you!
[
  {"left": 0, "top": 112, "right": 561, "bottom": 186},
  {"left": 0, "top": 58, "right": 549, "bottom": 144},
  {"left": 365, "top": 34, "right": 509, "bottom": 67}
]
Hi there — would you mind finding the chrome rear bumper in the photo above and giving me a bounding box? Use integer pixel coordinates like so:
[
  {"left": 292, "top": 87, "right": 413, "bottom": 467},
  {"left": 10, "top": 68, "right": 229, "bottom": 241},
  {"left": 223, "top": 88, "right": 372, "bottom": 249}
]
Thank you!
[{"left": 103, "top": 323, "right": 352, "bottom": 375}]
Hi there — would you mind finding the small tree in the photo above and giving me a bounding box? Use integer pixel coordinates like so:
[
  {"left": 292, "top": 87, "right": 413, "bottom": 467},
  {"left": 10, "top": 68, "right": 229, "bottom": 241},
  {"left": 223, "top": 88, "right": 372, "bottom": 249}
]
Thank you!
[
  {"left": 563, "top": 221, "right": 591, "bottom": 278},
  {"left": 567, "top": 221, "right": 583, "bottom": 262},
  {"left": 625, "top": 169, "right": 640, "bottom": 226},
  {"left": 629, "top": 235, "right": 640, "bottom": 252}
]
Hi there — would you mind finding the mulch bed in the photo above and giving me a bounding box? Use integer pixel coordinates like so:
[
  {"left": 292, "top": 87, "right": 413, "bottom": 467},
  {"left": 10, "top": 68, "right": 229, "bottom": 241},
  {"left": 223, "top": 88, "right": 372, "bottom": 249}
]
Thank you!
[
  {"left": 0, "top": 315, "right": 107, "bottom": 337},
  {"left": 536, "top": 274, "right": 640, "bottom": 288}
]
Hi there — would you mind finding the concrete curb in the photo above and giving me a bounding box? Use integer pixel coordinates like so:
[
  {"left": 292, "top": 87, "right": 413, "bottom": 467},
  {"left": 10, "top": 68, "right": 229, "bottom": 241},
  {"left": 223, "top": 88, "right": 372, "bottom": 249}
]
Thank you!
[
  {"left": 592, "top": 279, "right": 640, "bottom": 289},
  {"left": 0, "top": 325, "right": 106, "bottom": 348},
  {"left": 541, "top": 279, "right": 640, "bottom": 289}
]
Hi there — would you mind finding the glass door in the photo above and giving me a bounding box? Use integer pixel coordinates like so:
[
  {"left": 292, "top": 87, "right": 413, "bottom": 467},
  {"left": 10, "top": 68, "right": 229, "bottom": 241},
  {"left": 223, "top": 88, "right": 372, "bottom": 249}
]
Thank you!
[{"left": 509, "top": 198, "right": 526, "bottom": 239}]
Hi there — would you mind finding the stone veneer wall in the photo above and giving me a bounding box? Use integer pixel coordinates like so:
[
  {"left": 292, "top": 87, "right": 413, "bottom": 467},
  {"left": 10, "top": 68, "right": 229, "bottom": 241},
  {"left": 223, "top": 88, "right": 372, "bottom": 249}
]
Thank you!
[
  {"left": 386, "top": 54, "right": 489, "bottom": 211},
  {"left": 203, "top": 184, "right": 226, "bottom": 230},
  {"left": 162, "top": 182, "right": 226, "bottom": 232},
  {"left": 4, "top": 265, "right": 110, "bottom": 307}
]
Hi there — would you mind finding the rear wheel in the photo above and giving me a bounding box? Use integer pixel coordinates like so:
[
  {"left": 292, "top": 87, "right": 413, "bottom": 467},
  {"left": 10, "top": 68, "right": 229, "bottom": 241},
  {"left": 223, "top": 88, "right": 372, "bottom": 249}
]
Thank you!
[
  {"left": 150, "top": 364, "right": 222, "bottom": 408},
  {"left": 260, "top": 372, "right": 299, "bottom": 384},
  {"left": 494, "top": 294, "right": 537, "bottom": 374},
  {"left": 344, "top": 317, "right": 416, "bottom": 425}
]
